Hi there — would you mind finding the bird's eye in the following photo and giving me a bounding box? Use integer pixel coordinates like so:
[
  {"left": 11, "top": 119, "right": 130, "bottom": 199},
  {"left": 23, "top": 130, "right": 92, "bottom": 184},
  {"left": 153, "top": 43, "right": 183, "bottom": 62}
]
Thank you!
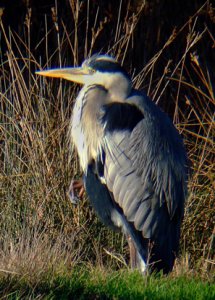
[{"left": 89, "top": 67, "right": 96, "bottom": 74}]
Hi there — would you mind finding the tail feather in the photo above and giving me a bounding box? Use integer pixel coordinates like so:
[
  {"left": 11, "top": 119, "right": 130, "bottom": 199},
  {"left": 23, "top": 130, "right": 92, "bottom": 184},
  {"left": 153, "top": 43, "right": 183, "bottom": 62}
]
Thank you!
[{"left": 147, "top": 218, "right": 181, "bottom": 274}]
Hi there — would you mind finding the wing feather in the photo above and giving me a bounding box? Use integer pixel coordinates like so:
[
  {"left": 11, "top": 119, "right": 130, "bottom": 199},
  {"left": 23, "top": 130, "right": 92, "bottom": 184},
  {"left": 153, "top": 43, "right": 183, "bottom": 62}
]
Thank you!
[
  {"left": 134, "top": 201, "right": 151, "bottom": 230},
  {"left": 118, "top": 174, "right": 135, "bottom": 206},
  {"left": 98, "top": 93, "right": 187, "bottom": 246}
]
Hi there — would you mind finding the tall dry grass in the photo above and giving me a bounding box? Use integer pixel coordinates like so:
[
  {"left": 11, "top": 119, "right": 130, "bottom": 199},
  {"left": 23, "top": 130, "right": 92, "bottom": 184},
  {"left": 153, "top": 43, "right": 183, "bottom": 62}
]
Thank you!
[{"left": 0, "top": 1, "right": 214, "bottom": 284}]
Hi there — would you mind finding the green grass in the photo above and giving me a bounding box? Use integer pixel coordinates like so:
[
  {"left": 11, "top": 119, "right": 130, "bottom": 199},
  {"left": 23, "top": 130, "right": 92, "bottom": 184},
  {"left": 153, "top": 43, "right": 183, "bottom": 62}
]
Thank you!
[
  {"left": 0, "top": 268, "right": 214, "bottom": 300},
  {"left": 0, "top": 268, "right": 215, "bottom": 300}
]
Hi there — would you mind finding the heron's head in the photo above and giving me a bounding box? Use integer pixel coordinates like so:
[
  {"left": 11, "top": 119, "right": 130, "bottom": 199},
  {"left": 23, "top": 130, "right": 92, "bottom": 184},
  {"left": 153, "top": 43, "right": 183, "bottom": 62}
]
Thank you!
[{"left": 36, "top": 54, "right": 132, "bottom": 100}]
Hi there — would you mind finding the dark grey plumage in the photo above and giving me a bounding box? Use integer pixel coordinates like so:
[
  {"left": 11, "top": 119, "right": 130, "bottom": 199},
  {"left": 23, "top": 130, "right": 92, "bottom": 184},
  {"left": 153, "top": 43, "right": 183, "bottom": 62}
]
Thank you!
[{"left": 85, "top": 87, "right": 187, "bottom": 273}]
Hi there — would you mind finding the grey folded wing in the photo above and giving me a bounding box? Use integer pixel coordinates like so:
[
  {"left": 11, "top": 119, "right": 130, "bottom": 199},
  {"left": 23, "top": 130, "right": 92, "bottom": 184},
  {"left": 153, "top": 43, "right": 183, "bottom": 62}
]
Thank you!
[{"left": 101, "top": 116, "right": 187, "bottom": 245}]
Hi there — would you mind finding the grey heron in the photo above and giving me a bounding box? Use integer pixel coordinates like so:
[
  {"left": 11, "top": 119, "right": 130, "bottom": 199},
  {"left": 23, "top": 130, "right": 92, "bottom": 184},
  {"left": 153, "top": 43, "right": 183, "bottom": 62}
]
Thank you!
[{"left": 36, "top": 54, "right": 187, "bottom": 274}]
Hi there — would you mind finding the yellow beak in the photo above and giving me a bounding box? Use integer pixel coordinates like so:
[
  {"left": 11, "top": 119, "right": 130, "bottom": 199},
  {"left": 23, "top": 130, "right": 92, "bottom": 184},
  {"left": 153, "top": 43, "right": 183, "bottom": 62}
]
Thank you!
[{"left": 35, "top": 67, "right": 90, "bottom": 84}]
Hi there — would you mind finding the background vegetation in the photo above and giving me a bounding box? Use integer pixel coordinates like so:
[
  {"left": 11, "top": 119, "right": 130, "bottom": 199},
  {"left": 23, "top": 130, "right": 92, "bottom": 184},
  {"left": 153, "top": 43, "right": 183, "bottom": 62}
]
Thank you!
[{"left": 0, "top": 0, "right": 214, "bottom": 298}]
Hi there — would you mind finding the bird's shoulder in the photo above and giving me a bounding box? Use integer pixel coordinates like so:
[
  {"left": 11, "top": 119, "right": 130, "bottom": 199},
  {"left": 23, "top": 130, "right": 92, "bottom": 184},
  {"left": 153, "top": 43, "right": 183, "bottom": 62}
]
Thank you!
[{"left": 100, "top": 89, "right": 173, "bottom": 133}]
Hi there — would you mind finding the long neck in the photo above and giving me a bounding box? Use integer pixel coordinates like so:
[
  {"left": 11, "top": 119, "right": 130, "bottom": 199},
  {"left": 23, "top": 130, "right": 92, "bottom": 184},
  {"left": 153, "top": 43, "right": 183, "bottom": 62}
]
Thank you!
[
  {"left": 105, "top": 75, "right": 131, "bottom": 102},
  {"left": 70, "top": 73, "right": 132, "bottom": 172},
  {"left": 83, "top": 71, "right": 132, "bottom": 102},
  {"left": 70, "top": 85, "right": 108, "bottom": 172}
]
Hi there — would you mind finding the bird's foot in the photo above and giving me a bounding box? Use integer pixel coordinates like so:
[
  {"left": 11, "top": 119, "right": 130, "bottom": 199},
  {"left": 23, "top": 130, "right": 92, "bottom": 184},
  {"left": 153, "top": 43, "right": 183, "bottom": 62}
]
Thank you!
[{"left": 68, "top": 179, "right": 85, "bottom": 204}]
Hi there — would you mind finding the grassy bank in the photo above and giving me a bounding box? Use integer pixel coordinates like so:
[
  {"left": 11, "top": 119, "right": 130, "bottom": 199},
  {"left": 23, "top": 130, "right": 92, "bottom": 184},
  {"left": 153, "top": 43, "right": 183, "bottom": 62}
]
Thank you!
[{"left": 0, "top": 268, "right": 214, "bottom": 300}]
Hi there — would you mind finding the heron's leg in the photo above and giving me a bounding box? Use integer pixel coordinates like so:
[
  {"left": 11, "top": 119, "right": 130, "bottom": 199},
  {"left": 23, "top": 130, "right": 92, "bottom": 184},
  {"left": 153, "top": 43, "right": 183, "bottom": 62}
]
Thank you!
[
  {"left": 68, "top": 179, "right": 85, "bottom": 204},
  {"left": 127, "top": 235, "right": 137, "bottom": 269}
]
